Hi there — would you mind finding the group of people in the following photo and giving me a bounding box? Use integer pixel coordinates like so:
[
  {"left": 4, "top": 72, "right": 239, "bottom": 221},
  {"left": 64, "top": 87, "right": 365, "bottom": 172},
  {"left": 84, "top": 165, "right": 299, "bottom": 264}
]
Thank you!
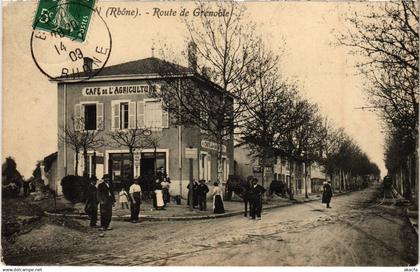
[
  {"left": 188, "top": 179, "right": 225, "bottom": 214},
  {"left": 84, "top": 173, "right": 334, "bottom": 230},
  {"left": 85, "top": 174, "right": 174, "bottom": 230}
]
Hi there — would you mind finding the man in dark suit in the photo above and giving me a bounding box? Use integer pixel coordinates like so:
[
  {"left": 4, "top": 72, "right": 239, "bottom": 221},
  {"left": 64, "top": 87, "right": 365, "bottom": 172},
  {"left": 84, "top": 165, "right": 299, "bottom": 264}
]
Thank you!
[
  {"left": 97, "top": 174, "right": 115, "bottom": 231},
  {"left": 243, "top": 176, "right": 253, "bottom": 217},
  {"left": 196, "top": 180, "right": 209, "bottom": 211},
  {"left": 249, "top": 178, "right": 266, "bottom": 220},
  {"left": 85, "top": 176, "right": 98, "bottom": 227}
]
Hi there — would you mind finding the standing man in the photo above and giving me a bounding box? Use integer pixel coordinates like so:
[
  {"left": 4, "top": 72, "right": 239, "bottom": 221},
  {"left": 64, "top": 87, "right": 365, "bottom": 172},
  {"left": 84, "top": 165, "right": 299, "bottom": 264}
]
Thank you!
[
  {"left": 243, "top": 176, "right": 253, "bottom": 217},
  {"left": 197, "top": 180, "right": 209, "bottom": 211},
  {"left": 85, "top": 176, "right": 99, "bottom": 227},
  {"left": 97, "top": 174, "right": 115, "bottom": 231},
  {"left": 187, "top": 179, "right": 199, "bottom": 209},
  {"left": 322, "top": 181, "right": 333, "bottom": 208},
  {"left": 129, "top": 178, "right": 142, "bottom": 223},
  {"left": 249, "top": 178, "right": 266, "bottom": 220}
]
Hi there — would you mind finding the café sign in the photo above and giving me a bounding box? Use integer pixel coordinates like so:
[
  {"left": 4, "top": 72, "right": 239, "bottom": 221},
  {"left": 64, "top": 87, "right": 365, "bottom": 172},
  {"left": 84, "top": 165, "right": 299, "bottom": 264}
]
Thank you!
[
  {"left": 201, "top": 140, "right": 227, "bottom": 153},
  {"left": 82, "top": 84, "right": 160, "bottom": 96}
]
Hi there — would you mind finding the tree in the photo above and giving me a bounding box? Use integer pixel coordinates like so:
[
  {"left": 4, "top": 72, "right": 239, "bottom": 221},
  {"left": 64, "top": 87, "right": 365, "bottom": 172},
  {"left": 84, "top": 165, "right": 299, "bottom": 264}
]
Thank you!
[
  {"left": 59, "top": 116, "right": 104, "bottom": 177},
  {"left": 156, "top": 1, "right": 261, "bottom": 180},
  {"left": 339, "top": 1, "right": 418, "bottom": 140},
  {"left": 2, "top": 157, "right": 23, "bottom": 186},
  {"left": 319, "top": 122, "right": 347, "bottom": 189},
  {"left": 143, "top": 132, "right": 163, "bottom": 177},
  {"left": 238, "top": 44, "right": 297, "bottom": 188},
  {"left": 338, "top": 1, "right": 418, "bottom": 198}
]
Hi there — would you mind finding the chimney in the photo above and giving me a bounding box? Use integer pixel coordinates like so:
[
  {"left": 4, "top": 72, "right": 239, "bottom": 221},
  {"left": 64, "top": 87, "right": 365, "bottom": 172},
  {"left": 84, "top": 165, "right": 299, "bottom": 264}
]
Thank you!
[
  {"left": 83, "top": 57, "right": 93, "bottom": 74},
  {"left": 187, "top": 41, "right": 197, "bottom": 71}
]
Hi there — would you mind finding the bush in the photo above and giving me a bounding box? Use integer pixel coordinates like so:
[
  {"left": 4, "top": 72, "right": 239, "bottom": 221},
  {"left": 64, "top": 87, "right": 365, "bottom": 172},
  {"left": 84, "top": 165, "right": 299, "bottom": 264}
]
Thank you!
[
  {"left": 60, "top": 175, "right": 89, "bottom": 203},
  {"left": 2, "top": 183, "right": 20, "bottom": 198}
]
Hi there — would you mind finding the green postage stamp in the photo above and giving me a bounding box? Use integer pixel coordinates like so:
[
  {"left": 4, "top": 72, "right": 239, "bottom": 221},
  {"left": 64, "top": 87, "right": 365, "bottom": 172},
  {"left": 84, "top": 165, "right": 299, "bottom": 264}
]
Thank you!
[{"left": 32, "top": 0, "right": 96, "bottom": 42}]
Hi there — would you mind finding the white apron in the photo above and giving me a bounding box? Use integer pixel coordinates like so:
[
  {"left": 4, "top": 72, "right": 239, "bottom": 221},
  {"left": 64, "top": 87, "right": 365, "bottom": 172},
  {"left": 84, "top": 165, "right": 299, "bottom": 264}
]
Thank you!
[{"left": 155, "top": 190, "right": 164, "bottom": 207}]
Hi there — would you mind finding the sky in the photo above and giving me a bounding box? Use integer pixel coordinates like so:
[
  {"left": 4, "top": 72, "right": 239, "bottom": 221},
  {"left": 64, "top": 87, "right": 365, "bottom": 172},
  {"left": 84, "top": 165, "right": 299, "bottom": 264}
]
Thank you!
[{"left": 2, "top": 1, "right": 387, "bottom": 178}]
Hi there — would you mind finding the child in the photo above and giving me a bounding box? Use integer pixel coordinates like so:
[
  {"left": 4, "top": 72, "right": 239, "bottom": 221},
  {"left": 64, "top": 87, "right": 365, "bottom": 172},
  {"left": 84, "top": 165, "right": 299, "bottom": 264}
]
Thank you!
[{"left": 119, "top": 188, "right": 129, "bottom": 209}]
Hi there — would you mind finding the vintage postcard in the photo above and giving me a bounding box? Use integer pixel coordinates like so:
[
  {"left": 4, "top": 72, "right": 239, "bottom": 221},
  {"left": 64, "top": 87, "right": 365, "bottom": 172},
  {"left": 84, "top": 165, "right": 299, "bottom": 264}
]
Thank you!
[{"left": 1, "top": 0, "right": 418, "bottom": 268}]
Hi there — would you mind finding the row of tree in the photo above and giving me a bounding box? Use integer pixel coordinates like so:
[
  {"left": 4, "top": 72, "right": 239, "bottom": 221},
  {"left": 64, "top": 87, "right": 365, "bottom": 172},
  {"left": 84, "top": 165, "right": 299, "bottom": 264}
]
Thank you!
[
  {"left": 156, "top": 1, "right": 380, "bottom": 190},
  {"left": 339, "top": 1, "right": 418, "bottom": 201},
  {"left": 60, "top": 1, "right": 381, "bottom": 192}
]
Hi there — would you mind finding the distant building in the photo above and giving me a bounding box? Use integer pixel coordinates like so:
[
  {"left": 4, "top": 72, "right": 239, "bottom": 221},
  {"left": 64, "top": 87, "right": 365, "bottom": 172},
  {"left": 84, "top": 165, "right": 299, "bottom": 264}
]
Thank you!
[
  {"left": 41, "top": 152, "right": 58, "bottom": 193},
  {"left": 235, "top": 145, "right": 322, "bottom": 195},
  {"left": 310, "top": 162, "right": 327, "bottom": 193}
]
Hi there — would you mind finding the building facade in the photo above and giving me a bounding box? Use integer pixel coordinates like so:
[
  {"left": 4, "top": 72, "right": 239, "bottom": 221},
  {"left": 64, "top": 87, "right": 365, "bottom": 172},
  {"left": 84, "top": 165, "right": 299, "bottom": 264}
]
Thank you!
[
  {"left": 56, "top": 57, "right": 234, "bottom": 196},
  {"left": 235, "top": 145, "right": 319, "bottom": 195}
]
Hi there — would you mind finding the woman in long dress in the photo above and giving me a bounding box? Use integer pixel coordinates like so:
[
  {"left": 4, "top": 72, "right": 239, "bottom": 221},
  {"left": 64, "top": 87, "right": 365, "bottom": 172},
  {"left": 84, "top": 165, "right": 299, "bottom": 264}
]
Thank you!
[{"left": 212, "top": 182, "right": 225, "bottom": 214}]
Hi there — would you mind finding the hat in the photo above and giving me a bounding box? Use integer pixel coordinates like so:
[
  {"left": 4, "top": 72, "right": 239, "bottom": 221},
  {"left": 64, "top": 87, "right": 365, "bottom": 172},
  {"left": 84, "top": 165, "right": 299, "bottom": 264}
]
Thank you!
[{"left": 102, "top": 174, "right": 111, "bottom": 180}]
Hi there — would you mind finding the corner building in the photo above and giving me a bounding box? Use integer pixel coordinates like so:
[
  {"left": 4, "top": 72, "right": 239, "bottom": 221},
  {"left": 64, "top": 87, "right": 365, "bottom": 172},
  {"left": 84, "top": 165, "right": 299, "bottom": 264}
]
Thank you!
[{"left": 56, "top": 57, "right": 234, "bottom": 196}]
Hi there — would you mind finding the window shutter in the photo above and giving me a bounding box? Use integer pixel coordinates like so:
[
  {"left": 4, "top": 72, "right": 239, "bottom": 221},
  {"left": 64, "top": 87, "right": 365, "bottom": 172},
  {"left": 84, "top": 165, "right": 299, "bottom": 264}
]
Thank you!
[
  {"left": 129, "top": 101, "right": 136, "bottom": 129},
  {"left": 199, "top": 154, "right": 204, "bottom": 180},
  {"left": 111, "top": 102, "right": 120, "bottom": 130},
  {"left": 137, "top": 101, "right": 145, "bottom": 128},
  {"left": 96, "top": 103, "right": 104, "bottom": 130},
  {"left": 74, "top": 104, "right": 81, "bottom": 131},
  {"left": 162, "top": 101, "right": 169, "bottom": 128}
]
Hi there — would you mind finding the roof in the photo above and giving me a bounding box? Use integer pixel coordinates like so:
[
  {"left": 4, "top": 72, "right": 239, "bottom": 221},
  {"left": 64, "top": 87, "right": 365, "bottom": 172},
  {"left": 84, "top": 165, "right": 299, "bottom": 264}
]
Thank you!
[
  {"left": 91, "top": 57, "right": 192, "bottom": 77},
  {"left": 43, "top": 152, "right": 57, "bottom": 172},
  {"left": 56, "top": 57, "right": 235, "bottom": 99}
]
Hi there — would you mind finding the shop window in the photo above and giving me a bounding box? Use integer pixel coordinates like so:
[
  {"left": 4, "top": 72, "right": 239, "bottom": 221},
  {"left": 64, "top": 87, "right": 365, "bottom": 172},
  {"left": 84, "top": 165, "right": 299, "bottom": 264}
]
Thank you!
[
  {"left": 74, "top": 103, "right": 104, "bottom": 131},
  {"left": 75, "top": 152, "right": 103, "bottom": 178}
]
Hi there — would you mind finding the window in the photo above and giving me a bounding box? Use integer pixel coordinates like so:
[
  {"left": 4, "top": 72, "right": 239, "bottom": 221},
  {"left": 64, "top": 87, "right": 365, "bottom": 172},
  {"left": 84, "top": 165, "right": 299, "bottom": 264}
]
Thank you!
[
  {"left": 219, "top": 157, "right": 229, "bottom": 182},
  {"left": 111, "top": 101, "right": 135, "bottom": 130},
  {"left": 199, "top": 152, "right": 211, "bottom": 181},
  {"left": 111, "top": 100, "right": 169, "bottom": 130},
  {"left": 84, "top": 104, "right": 97, "bottom": 130},
  {"left": 120, "top": 103, "right": 129, "bottom": 129},
  {"left": 137, "top": 100, "right": 169, "bottom": 130},
  {"left": 74, "top": 102, "right": 103, "bottom": 131},
  {"left": 145, "top": 100, "right": 162, "bottom": 128}
]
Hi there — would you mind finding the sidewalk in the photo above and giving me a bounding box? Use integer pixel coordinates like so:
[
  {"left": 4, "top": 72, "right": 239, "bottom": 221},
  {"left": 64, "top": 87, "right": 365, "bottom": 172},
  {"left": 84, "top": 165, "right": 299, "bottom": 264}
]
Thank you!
[{"left": 45, "top": 192, "right": 327, "bottom": 221}]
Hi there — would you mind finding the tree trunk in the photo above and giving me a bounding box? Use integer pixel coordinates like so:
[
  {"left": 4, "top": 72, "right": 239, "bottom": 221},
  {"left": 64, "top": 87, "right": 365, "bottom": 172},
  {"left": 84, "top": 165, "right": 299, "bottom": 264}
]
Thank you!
[
  {"left": 304, "top": 162, "right": 308, "bottom": 198},
  {"left": 154, "top": 145, "right": 157, "bottom": 178},
  {"left": 83, "top": 148, "right": 88, "bottom": 178},
  {"left": 75, "top": 151, "right": 79, "bottom": 176},
  {"left": 92, "top": 151, "right": 97, "bottom": 178},
  {"left": 130, "top": 149, "right": 134, "bottom": 188}
]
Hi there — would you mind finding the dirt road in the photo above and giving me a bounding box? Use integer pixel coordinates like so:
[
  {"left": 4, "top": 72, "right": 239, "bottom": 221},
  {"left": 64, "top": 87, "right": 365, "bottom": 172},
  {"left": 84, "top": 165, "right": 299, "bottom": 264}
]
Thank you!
[{"left": 4, "top": 185, "right": 418, "bottom": 266}]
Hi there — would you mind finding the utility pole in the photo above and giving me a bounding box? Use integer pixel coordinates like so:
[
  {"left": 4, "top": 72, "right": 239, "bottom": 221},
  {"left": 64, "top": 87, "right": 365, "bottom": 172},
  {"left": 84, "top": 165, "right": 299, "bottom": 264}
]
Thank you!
[
  {"left": 185, "top": 147, "right": 197, "bottom": 211},
  {"left": 189, "top": 157, "right": 193, "bottom": 211}
]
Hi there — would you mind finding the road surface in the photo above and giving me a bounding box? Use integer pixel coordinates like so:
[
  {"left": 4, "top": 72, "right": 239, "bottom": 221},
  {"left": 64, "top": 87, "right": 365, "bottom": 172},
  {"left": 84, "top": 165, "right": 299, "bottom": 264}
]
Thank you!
[{"left": 4, "top": 185, "right": 418, "bottom": 266}]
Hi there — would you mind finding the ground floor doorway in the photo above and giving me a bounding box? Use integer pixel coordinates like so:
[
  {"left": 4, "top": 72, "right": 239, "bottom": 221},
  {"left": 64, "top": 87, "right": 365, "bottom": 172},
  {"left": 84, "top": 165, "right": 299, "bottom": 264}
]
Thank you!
[{"left": 139, "top": 152, "right": 167, "bottom": 191}]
